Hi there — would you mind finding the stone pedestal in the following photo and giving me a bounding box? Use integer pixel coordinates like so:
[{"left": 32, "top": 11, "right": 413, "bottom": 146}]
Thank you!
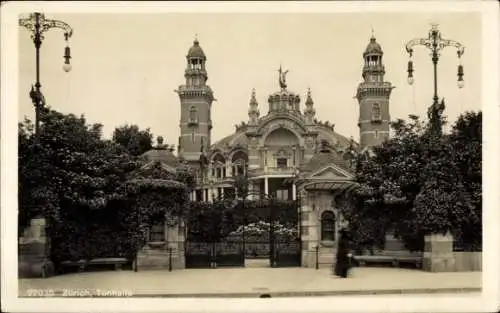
[
  {"left": 422, "top": 232, "right": 455, "bottom": 272},
  {"left": 18, "top": 218, "right": 55, "bottom": 278}
]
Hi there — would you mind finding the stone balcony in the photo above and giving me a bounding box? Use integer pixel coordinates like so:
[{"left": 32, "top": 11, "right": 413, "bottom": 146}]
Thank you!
[
  {"left": 196, "top": 176, "right": 235, "bottom": 186},
  {"left": 248, "top": 166, "right": 296, "bottom": 177}
]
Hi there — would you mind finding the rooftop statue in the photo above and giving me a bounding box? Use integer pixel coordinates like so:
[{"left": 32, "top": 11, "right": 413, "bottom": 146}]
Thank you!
[{"left": 278, "top": 65, "right": 289, "bottom": 90}]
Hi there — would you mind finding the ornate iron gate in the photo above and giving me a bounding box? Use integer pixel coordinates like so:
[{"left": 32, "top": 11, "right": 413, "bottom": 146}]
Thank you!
[
  {"left": 214, "top": 239, "right": 245, "bottom": 267},
  {"left": 241, "top": 196, "right": 302, "bottom": 268},
  {"left": 185, "top": 240, "right": 245, "bottom": 268},
  {"left": 270, "top": 198, "right": 301, "bottom": 268},
  {"left": 185, "top": 242, "right": 211, "bottom": 268},
  {"left": 274, "top": 238, "right": 301, "bottom": 267},
  {"left": 185, "top": 195, "right": 301, "bottom": 268}
]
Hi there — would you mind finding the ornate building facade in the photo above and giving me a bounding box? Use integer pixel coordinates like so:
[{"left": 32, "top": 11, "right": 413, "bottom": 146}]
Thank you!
[{"left": 175, "top": 35, "right": 393, "bottom": 268}]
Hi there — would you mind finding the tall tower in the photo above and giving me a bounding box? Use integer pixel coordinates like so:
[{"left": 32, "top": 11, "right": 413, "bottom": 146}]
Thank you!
[
  {"left": 176, "top": 38, "right": 215, "bottom": 163},
  {"left": 356, "top": 34, "right": 393, "bottom": 148}
]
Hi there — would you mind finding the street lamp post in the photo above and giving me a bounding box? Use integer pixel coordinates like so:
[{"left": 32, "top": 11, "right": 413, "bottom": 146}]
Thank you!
[
  {"left": 18, "top": 13, "right": 73, "bottom": 278},
  {"left": 19, "top": 12, "right": 73, "bottom": 139},
  {"left": 405, "top": 24, "right": 465, "bottom": 137}
]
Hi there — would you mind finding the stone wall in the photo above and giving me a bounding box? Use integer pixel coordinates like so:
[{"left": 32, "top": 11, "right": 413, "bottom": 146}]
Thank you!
[
  {"left": 358, "top": 233, "right": 480, "bottom": 273},
  {"left": 453, "top": 252, "right": 482, "bottom": 272},
  {"left": 137, "top": 221, "right": 186, "bottom": 270},
  {"left": 423, "top": 233, "right": 482, "bottom": 272},
  {"left": 136, "top": 243, "right": 185, "bottom": 270}
]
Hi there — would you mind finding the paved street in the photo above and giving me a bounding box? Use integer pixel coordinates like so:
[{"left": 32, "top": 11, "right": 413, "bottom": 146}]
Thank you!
[{"left": 19, "top": 267, "right": 481, "bottom": 297}]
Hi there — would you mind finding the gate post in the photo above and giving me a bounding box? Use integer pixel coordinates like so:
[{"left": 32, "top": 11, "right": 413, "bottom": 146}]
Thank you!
[
  {"left": 168, "top": 247, "right": 173, "bottom": 272},
  {"left": 315, "top": 245, "right": 319, "bottom": 269},
  {"left": 269, "top": 198, "right": 276, "bottom": 268},
  {"left": 19, "top": 217, "right": 55, "bottom": 278},
  {"left": 423, "top": 232, "right": 455, "bottom": 272},
  {"left": 177, "top": 219, "right": 186, "bottom": 269}
]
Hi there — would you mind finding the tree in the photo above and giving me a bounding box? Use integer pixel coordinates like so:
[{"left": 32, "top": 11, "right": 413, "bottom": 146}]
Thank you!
[
  {"left": 126, "top": 161, "right": 191, "bottom": 225},
  {"left": 19, "top": 108, "right": 139, "bottom": 261},
  {"left": 446, "top": 111, "right": 482, "bottom": 250},
  {"left": 112, "top": 124, "right": 154, "bottom": 157},
  {"left": 346, "top": 111, "right": 482, "bottom": 252},
  {"left": 347, "top": 115, "right": 429, "bottom": 251}
]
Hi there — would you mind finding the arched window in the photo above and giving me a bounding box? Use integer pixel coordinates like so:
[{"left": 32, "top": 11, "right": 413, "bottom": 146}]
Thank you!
[
  {"left": 232, "top": 159, "right": 246, "bottom": 176},
  {"left": 231, "top": 151, "right": 248, "bottom": 177},
  {"left": 212, "top": 154, "right": 226, "bottom": 179},
  {"left": 371, "top": 103, "right": 381, "bottom": 121},
  {"left": 321, "top": 211, "right": 336, "bottom": 241}
]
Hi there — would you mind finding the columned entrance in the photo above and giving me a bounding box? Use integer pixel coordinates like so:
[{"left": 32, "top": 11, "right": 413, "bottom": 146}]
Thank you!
[{"left": 298, "top": 181, "right": 358, "bottom": 269}]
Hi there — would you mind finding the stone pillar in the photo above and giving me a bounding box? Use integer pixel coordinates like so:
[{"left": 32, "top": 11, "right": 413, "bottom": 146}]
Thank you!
[
  {"left": 423, "top": 232, "right": 455, "bottom": 272},
  {"left": 18, "top": 217, "right": 55, "bottom": 278},
  {"left": 264, "top": 177, "right": 269, "bottom": 195},
  {"left": 300, "top": 191, "right": 319, "bottom": 268},
  {"left": 252, "top": 181, "right": 261, "bottom": 199},
  {"left": 208, "top": 188, "right": 214, "bottom": 202},
  {"left": 264, "top": 148, "right": 268, "bottom": 167},
  {"left": 170, "top": 220, "right": 186, "bottom": 269},
  {"left": 292, "top": 183, "right": 296, "bottom": 201},
  {"left": 247, "top": 182, "right": 253, "bottom": 200}
]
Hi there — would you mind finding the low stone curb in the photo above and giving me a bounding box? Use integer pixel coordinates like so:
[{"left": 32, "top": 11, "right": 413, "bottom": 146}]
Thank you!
[
  {"left": 135, "top": 287, "right": 482, "bottom": 298},
  {"left": 20, "top": 287, "right": 481, "bottom": 298}
]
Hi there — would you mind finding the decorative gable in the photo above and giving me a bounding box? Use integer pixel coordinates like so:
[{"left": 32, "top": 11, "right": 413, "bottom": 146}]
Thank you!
[
  {"left": 137, "top": 161, "right": 177, "bottom": 180},
  {"left": 309, "top": 165, "right": 353, "bottom": 180}
]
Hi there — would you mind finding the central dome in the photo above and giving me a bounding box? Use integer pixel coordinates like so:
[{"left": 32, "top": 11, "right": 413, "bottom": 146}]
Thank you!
[{"left": 268, "top": 89, "right": 301, "bottom": 114}]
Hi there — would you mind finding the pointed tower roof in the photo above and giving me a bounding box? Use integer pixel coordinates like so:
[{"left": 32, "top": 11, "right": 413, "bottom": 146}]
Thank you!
[
  {"left": 187, "top": 37, "right": 206, "bottom": 59},
  {"left": 305, "top": 87, "right": 314, "bottom": 105},
  {"left": 248, "top": 88, "right": 260, "bottom": 121},
  {"left": 249, "top": 88, "right": 258, "bottom": 106},
  {"left": 364, "top": 34, "right": 383, "bottom": 56}
]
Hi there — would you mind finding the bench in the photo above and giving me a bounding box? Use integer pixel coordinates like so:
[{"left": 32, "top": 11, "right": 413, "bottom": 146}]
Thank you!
[
  {"left": 353, "top": 253, "right": 422, "bottom": 268},
  {"left": 60, "top": 257, "right": 130, "bottom": 272}
]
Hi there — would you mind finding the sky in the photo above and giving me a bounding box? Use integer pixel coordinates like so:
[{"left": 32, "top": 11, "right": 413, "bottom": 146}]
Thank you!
[{"left": 18, "top": 12, "right": 482, "bottom": 145}]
